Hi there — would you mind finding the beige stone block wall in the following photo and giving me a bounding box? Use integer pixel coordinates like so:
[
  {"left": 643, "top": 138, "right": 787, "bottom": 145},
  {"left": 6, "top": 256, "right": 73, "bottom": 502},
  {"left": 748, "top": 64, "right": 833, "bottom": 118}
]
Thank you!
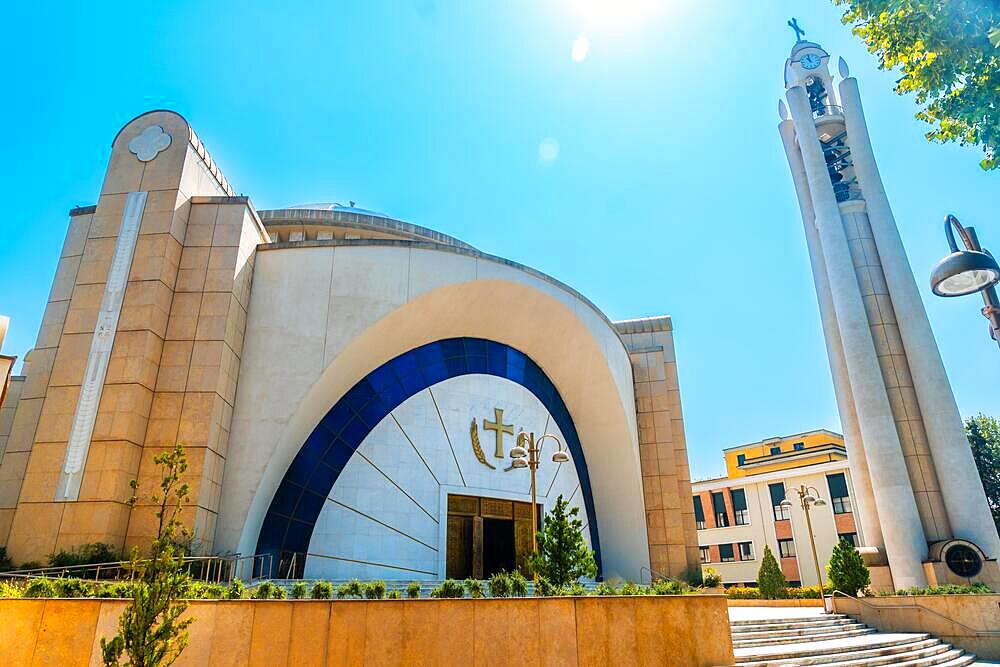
[
  {"left": 615, "top": 317, "right": 699, "bottom": 579},
  {"left": 5, "top": 111, "right": 264, "bottom": 562}
]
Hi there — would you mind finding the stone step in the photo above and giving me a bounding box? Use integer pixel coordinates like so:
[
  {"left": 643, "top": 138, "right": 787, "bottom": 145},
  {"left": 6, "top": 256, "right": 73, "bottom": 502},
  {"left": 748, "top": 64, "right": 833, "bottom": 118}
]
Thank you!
[
  {"left": 733, "top": 627, "right": 877, "bottom": 649},
  {"left": 734, "top": 633, "right": 932, "bottom": 665},
  {"left": 731, "top": 614, "right": 850, "bottom": 628},
  {"left": 733, "top": 622, "right": 868, "bottom": 641},
  {"left": 804, "top": 647, "right": 973, "bottom": 667},
  {"left": 733, "top": 617, "right": 858, "bottom": 634}
]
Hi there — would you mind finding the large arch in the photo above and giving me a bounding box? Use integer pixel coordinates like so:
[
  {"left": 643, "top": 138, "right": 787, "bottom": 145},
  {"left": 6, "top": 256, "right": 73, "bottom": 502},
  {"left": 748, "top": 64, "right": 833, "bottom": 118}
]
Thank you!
[{"left": 254, "top": 337, "right": 600, "bottom": 576}]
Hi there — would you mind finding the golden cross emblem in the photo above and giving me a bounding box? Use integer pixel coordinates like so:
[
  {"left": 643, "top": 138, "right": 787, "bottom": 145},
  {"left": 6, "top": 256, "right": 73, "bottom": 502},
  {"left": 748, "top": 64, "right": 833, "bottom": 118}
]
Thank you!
[{"left": 483, "top": 407, "right": 514, "bottom": 459}]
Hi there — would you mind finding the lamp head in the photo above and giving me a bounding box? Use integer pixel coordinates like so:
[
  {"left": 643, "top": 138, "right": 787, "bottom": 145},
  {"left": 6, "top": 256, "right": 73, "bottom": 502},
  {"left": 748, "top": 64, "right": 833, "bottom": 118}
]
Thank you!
[
  {"left": 509, "top": 446, "right": 528, "bottom": 459},
  {"left": 779, "top": 500, "right": 793, "bottom": 509},
  {"left": 803, "top": 494, "right": 816, "bottom": 504},
  {"left": 552, "top": 450, "right": 570, "bottom": 463},
  {"left": 511, "top": 458, "right": 528, "bottom": 469},
  {"left": 812, "top": 498, "right": 827, "bottom": 507},
  {"left": 931, "top": 250, "right": 1000, "bottom": 297}
]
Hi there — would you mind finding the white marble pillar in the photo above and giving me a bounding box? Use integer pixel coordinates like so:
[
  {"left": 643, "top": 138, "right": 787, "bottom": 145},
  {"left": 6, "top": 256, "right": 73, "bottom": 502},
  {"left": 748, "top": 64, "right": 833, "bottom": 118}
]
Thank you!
[
  {"left": 786, "top": 84, "right": 928, "bottom": 587},
  {"left": 778, "top": 118, "right": 884, "bottom": 551},
  {"left": 839, "top": 75, "right": 1000, "bottom": 557}
]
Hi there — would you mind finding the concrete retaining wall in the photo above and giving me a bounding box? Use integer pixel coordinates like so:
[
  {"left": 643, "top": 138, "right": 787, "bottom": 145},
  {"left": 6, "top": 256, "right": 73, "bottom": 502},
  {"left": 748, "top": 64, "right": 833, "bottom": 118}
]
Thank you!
[{"left": 0, "top": 594, "right": 733, "bottom": 666}]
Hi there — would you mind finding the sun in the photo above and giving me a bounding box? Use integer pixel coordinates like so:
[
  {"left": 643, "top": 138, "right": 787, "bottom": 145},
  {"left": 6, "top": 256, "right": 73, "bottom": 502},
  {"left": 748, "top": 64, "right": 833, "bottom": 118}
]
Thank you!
[{"left": 565, "top": 0, "right": 662, "bottom": 32}]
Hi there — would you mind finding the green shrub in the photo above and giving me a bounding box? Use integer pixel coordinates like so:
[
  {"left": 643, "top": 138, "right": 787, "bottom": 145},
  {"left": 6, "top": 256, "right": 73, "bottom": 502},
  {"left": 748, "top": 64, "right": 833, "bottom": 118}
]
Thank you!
[
  {"left": 227, "top": 578, "right": 246, "bottom": 600},
  {"left": 701, "top": 567, "right": 722, "bottom": 588},
  {"left": 18, "top": 561, "right": 43, "bottom": 571},
  {"left": 527, "top": 496, "right": 597, "bottom": 588},
  {"left": 651, "top": 579, "right": 687, "bottom": 596},
  {"left": 406, "top": 581, "right": 422, "bottom": 599},
  {"left": 535, "top": 576, "right": 557, "bottom": 597},
  {"left": 252, "top": 581, "right": 277, "bottom": 599},
  {"left": 0, "top": 546, "right": 12, "bottom": 571},
  {"left": 47, "top": 542, "right": 121, "bottom": 569},
  {"left": 387, "top": 589, "right": 402, "bottom": 599},
  {"left": 363, "top": 580, "right": 386, "bottom": 600},
  {"left": 337, "top": 579, "right": 363, "bottom": 599},
  {"left": 290, "top": 582, "right": 309, "bottom": 599},
  {"left": 891, "top": 583, "right": 994, "bottom": 596},
  {"left": 23, "top": 578, "right": 57, "bottom": 598},
  {"left": 788, "top": 585, "right": 827, "bottom": 599},
  {"left": 97, "top": 582, "right": 134, "bottom": 599},
  {"left": 0, "top": 581, "right": 22, "bottom": 598},
  {"left": 487, "top": 571, "right": 511, "bottom": 598},
  {"left": 311, "top": 581, "right": 333, "bottom": 599},
  {"left": 620, "top": 581, "right": 647, "bottom": 596},
  {"left": 725, "top": 586, "right": 762, "bottom": 599},
  {"left": 192, "top": 583, "right": 226, "bottom": 599},
  {"left": 826, "top": 538, "right": 870, "bottom": 596},
  {"left": 272, "top": 585, "right": 287, "bottom": 599},
  {"left": 56, "top": 578, "right": 92, "bottom": 598},
  {"left": 561, "top": 582, "right": 586, "bottom": 596},
  {"left": 595, "top": 581, "right": 618, "bottom": 596},
  {"left": 757, "top": 545, "right": 788, "bottom": 599},
  {"left": 509, "top": 570, "right": 528, "bottom": 598},
  {"left": 464, "top": 578, "right": 484, "bottom": 598},
  {"left": 430, "top": 579, "right": 464, "bottom": 598}
]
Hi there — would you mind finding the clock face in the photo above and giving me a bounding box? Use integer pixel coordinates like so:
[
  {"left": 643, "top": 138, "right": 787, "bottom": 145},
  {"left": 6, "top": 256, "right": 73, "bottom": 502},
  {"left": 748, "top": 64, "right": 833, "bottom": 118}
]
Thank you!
[{"left": 801, "top": 53, "right": 822, "bottom": 70}]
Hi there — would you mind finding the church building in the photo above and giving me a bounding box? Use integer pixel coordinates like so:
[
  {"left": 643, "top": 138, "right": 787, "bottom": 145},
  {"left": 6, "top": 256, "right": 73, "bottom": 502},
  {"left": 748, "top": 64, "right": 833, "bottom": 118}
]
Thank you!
[{"left": 0, "top": 111, "right": 699, "bottom": 582}]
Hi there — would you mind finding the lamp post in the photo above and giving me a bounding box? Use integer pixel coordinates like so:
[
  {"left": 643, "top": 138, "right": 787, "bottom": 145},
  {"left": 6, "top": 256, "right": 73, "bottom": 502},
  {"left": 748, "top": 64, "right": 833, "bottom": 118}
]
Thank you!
[
  {"left": 930, "top": 214, "right": 1000, "bottom": 348},
  {"left": 780, "top": 485, "right": 828, "bottom": 589},
  {"left": 509, "top": 431, "right": 570, "bottom": 585}
]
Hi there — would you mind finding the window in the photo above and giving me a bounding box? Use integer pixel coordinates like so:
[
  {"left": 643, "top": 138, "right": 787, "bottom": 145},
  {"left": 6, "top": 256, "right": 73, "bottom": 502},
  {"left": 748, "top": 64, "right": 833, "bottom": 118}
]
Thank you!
[
  {"left": 699, "top": 546, "right": 710, "bottom": 563},
  {"left": 693, "top": 495, "right": 706, "bottom": 530},
  {"left": 737, "top": 541, "right": 754, "bottom": 561},
  {"left": 827, "top": 473, "right": 852, "bottom": 514},
  {"left": 736, "top": 454, "right": 746, "bottom": 466},
  {"left": 770, "top": 446, "right": 782, "bottom": 456},
  {"left": 778, "top": 538, "right": 796, "bottom": 558},
  {"left": 719, "top": 543, "right": 735, "bottom": 563},
  {"left": 793, "top": 442, "right": 805, "bottom": 451},
  {"left": 711, "top": 491, "right": 730, "bottom": 528},
  {"left": 838, "top": 532, "right": 859, "bottom": 547},
  {"left": 769, "top": 482, "right": 790, "bottom": 521},
  {"left": 730, "top": 488, "right": 750, "bottom": 526}
]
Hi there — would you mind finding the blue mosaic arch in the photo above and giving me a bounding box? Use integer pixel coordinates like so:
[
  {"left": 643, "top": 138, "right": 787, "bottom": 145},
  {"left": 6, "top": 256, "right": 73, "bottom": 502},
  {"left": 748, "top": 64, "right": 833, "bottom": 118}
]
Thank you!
[{"left": 255, "top": 337, "right": 601, "bottom": 576}]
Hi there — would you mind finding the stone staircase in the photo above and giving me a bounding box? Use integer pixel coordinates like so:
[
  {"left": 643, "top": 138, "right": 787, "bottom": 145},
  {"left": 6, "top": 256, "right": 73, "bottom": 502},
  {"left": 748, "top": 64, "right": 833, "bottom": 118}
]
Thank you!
[{"left": 731, "top": 613, "right": 978, "bottom": 667}]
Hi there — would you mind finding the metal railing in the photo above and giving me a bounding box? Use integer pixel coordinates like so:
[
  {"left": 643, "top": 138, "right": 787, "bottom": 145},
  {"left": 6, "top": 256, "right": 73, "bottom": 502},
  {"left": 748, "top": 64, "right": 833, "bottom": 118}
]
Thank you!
[
  {"left": 831, "top": 590, "right": 1000, "bottom": 638},
  {"left": 0, "top": 553, "right": 274, "bottom": 585}
]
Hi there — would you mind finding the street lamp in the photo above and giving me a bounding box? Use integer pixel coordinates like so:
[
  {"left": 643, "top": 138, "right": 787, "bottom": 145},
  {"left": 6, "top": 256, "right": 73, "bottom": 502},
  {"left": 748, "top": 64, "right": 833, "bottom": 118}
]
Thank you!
[
  {"left": 509, "top": 431, "right": 570, "bottom": 584},
  {"left": 780, "top": 485, "right": 828, "bottom": 590},
  {"left": 930, "top": 214, "right": 1000, "bottom": 347}
]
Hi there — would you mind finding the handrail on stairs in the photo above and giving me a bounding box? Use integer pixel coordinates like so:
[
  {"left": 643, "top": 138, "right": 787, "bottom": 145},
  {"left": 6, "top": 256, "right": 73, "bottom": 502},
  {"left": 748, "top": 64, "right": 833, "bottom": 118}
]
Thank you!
[{"left": 830, "top": 589, "right": 1000, "bottom": 638}]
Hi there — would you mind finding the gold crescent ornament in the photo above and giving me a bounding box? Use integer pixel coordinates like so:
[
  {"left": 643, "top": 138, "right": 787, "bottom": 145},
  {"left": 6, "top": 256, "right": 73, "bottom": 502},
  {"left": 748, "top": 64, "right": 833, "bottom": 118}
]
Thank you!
[{"left": 470, "top": 419, "right": 496, "bottom": 470}]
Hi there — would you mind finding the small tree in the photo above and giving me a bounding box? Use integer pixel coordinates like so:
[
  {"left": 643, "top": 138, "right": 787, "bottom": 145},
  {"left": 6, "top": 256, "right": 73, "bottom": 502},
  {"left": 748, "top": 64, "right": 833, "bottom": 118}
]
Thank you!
[
  {"left": 827, "top": 538, "right": 870, "bottom": 596},
  {"left": 757, "top": 545, "right": 788, "bottom": 600},
  {"left": 966, "top": 415, "right": 1000, "bottom": 534},
  {"left": 527, "top": 495, "right": 597, "bottom": 588},
  {"left": 101, "top": 443, "right": 193, "bottom": 667}
]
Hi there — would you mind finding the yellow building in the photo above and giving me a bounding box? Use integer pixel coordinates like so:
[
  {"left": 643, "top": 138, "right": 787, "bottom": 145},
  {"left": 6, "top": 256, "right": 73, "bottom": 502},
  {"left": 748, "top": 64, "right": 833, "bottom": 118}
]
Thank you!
[{"left": 692, "top": 429, "right": 860, "bottom": 587}]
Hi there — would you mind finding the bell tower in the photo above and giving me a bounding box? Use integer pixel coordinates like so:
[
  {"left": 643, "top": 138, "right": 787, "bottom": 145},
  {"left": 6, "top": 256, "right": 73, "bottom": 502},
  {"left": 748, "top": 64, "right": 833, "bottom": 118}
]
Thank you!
[{"left": 777, "top": 24, "right": 1000, "bottom": 590}]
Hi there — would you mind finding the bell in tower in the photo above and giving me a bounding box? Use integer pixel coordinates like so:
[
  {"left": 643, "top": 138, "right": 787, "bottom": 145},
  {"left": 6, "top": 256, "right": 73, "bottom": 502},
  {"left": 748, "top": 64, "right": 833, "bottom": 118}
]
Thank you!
[{"left": 777, "top": 21, "right": 1000, "bottom": 592}]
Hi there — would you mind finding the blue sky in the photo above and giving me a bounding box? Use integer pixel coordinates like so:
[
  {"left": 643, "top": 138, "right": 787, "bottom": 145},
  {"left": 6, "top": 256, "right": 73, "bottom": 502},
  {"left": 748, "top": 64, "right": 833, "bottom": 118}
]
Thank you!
[{"left": 1, "top": 1, "right": 996, "bottom": 480}]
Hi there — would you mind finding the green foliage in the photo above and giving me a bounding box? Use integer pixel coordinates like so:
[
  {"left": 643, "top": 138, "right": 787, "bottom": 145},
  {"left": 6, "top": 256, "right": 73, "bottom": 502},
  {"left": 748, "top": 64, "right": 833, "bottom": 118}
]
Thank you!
[
  {"left": 619, "top": 581, "right": 646, "bottom": 596},
  {"left": 534, "top": 576, "right": 557, "bottom": 597},
  {"left": 101, "top": 443, "right": 194, "bottom": 667},
  {"left": 725, "top": 585, "right": 826, "bottom": 600},
  {"left": 701, "top": 567, "right": 722, "bottom": 588},
  {"left": 833, "top": 0, "right": 1000, "bottom": 169},
  {"left": 789, "top": 586, "right": 829, "bottom": 599},
  {"left": 0, "top": 581, "right": 22, "bottom": 598},
  {"left": 363, "top": 580, "right": 386, "bottom": 600},
  {"left": 336, "top": 579, "right": 363, "bottom": 599},
  {"left": 757, "top": 545, "right": 788, "bottom": 600},
  {"left": 594, "top": 581, "right": 618, "bottom": 596},
  {"left": 827, "top": 538, "right": 871, "bottom": 596},
  {"left": 725, "top": 586, "right": 761, "bottom": 599},
  {"left": 681, "top": 566, "right": 704, "bottom": 587},
  {"left": 97, "top": 582, "right": 135, "bottom": 599},
  {"left": 508, "top": 570, "right": 528, "bottom": 598},
  {"left": 190, "top": 583, "right": 226, "bottom": 600},
  {"left": 271, "top": 585, "right": 286, "bottom": 599},
  {"left": 463, "top": 578, "right": 484, "bottom": 598},
  {"left": 48, "top": 542, "right": 122, "bottom": 569},
  {"left": 0, "top": 546, "right": 11, "bottom": 571},
  {"left": 890, "top": 583, "right": 994, "bottom": 596},
  {"left": 23, "top": 578, "right": 57, "bottom": 598},
  {"left": 650, "top": 579, "right": 687, "bottom": 596},
  {"left": 310, "top": 581, "right": 333, "bottom": 600},
  {"left": 430, "top": 579, "right": 464, "bottom": 598},
  {"left": 57, "top": 577, "right": 93, "bottom": 598},
  {"left": 405, "top": 581, "right": 422, "bottom": 599},
  {"left": 290, "top": 581, "right": 309, "bottom": 600},
  {"left": 252, "top": 581, "right": 284, "bottom": 599},
  {"left": 561, "top": 582, "right": 586, "bottom": 596},
  {"left": 18, "top": 561, "right": 43, "bottom": 571},
  {"left": 487, "top": 571, "right": 511, "bottom": 598},
  {"left": 966, "top": 415, "right": 1000, "bottom": 534},
  {"left": 226, "top": 579, "right": 246, "bottom": 600},
  {"left": 527, "top": 495, "right": 597, "bottom": 588},
  {"left": 387, "top": 589, "right": 402, "bottom": 599}
]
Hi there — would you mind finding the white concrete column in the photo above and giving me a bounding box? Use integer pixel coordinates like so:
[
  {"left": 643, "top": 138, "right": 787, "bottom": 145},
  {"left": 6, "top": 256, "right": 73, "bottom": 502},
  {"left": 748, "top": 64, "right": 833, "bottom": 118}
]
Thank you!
[
  {"left": 786, "top": 84, "right": 928, "bottom": 587},
  {"left": 839, "top": 76, "right": 1000, "bottom": 557},
  {"left": 778, "top": 119, "right": 884, "bottom": 551}
]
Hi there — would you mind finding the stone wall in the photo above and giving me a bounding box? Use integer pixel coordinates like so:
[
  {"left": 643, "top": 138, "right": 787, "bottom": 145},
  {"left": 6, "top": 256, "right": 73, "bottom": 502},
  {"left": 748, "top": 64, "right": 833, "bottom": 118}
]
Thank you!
[{"left": 0, "top": 595, "right": 733, "bottom": 667}]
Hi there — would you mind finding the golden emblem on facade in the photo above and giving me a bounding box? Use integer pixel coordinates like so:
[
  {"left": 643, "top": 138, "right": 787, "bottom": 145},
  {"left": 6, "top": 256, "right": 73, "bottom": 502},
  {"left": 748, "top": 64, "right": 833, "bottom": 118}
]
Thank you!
[{"left": 470, "top": 407, "right": 522, "bottom": 471}]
